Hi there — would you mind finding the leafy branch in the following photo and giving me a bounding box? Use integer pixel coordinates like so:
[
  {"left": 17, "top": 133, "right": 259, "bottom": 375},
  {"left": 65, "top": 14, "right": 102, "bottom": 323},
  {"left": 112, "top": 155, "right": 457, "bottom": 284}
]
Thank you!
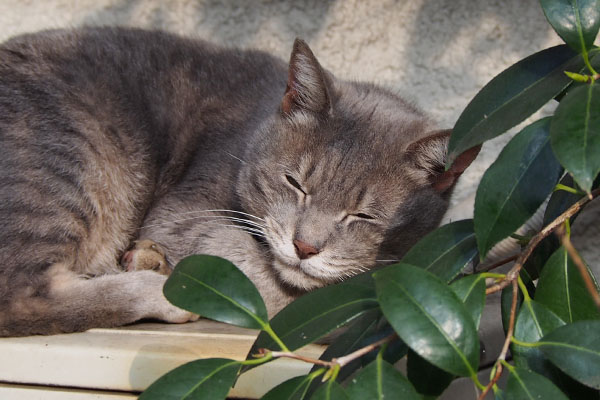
[{"left": 140, "top": 1, "right": 600, "bottom": 399}]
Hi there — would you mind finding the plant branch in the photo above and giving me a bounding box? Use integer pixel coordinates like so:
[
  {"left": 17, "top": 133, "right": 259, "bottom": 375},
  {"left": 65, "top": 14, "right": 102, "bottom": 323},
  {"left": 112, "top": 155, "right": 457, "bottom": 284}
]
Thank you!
[
  {"left": 332, "top": 332, "right": 397, "bottom": 367},
  {"left": 557, "top": 226, "right": 600, "bottom": 311},
  {"left": 261, "top": 332, "right": 398, "bottom": 369},
  {"left": 478, "top": 279, "right": 518, "bottom": 400},
  {"left": 476, "top": 254, "right": 519, "bottom": 274},
  {"left": 485, "top": 187, "right": 600, "bottom": 295}
]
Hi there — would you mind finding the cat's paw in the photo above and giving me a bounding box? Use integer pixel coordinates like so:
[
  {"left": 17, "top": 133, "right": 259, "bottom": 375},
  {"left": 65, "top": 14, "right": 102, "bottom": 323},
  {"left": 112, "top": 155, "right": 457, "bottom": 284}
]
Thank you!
[{"left": 121, "top": 239, "right": 171, "bottom": 275}]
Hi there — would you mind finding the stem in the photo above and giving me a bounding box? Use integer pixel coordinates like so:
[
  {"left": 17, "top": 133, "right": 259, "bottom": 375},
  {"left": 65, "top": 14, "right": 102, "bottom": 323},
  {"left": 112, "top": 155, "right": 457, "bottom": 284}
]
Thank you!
[
  {"left": 517, "top": 276, "right": 531, "bottom": 302},
  {"left": 554, "top": 183, "right": 585, "bottom": 196},
  {"left": 510, "top": 336, "right": 540, "bottom": 348},
  {"left": 262, "top": 323, "right": 291, "bottom": 352},
  {"left": 476, "top": 254, "right": 519, "bottom": 273},
  {"left": 333, "top": 333, "right": 397, "bottom": 367},
  {"left": 265, "top": 332, "right": 398, "bottom": 370},
  {"left": 478, "top": 279, "right": 518, "bottom": 400},
  {"left": 557, "top": 226, "right": 600, "bottom": 311},
  {"left": 481, "top": 272, "right": 506, "bottom": 280},
  {"left": 486, "top": 188, "right": 600, "bottom": 296},
  {"left": 242, "top": 352, "right": 273, "bottom": 366},
  {"left": 268, "top": 350, "right": 334, "bottom": 367}
]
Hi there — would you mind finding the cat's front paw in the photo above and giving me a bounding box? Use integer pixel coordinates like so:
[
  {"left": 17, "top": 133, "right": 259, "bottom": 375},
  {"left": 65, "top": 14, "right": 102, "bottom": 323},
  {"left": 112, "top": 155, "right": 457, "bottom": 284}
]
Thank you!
[{"left": 121, "top": 239, "right": 171, "bottom": 275}]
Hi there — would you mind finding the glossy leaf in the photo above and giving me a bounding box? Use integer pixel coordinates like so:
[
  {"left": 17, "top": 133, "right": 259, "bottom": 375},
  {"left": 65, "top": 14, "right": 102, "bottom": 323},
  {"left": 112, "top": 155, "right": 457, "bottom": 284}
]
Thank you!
[
  {"left": 139, "top": 358, "right": 240, "bottom": 400},
  {"left": 474, "top": 118, "right": 562, "bottom": 258},
  {"left": 540, "top": 0, "right": 600, "bottom": 53},
  {"left": 450, "top": 274, "right": 486, "bottom": 329},
  {"left": 511, "top": 296, "right": 599, "bottom": 398},
  {"left": 535, "top": 246, "right": 600, "bottom": 322},
  {"left": 311, "top": 380, "right": 348, "bottom": 400},
  {"left": 346, "top": 357, "right": 421, "bottom": 400},
  {"left": 540, "top": 320, "right": 600, "bottom": 389},
  {"left": 164, "top": 255, "right": 268, "bottom": 329},
  {"left": 374, "top": 263, "right": 479, "bottom": 376},
  {"left": 407, "top": 349, "right": 454, "bottom": 397},
  {"left": 512, "top": 299, "right": 565, "bottom": 374},
  {"left": 248, "top": 274, "right": 378, "bottom": 359},
  {"left": 401, "top": 219, "right": 478, "bottom": 283},
  {"left": 505, "top": 367, "right": 569, "bottom": 400},
  {"left": 447, "top": 45, "right": 581, "bottom": 163},
  {"left": 550, "top": 83, "right": 600, "bottom": 192},
  {"left": 261, "top": 374, "right": 315, "bottom": 400}
]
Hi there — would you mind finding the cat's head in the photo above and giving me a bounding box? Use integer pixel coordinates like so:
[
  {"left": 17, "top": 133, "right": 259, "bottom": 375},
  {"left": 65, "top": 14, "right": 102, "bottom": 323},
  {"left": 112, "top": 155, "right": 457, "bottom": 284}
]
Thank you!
[{"left": 237, "top": 39, "right": 479, "bottom": 291}]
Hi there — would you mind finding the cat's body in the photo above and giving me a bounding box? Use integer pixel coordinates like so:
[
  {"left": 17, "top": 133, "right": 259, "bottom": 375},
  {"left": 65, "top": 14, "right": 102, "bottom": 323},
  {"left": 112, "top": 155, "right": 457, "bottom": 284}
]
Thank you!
[{"left": 0, "top": 27, "right": 478, "bottom": 336}]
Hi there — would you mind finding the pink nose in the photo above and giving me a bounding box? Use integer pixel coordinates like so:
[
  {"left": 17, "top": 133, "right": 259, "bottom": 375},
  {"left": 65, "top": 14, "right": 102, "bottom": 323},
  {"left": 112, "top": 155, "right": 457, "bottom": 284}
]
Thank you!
[{"left": 293, "top": 239, "right": 320, "bottom": 259}]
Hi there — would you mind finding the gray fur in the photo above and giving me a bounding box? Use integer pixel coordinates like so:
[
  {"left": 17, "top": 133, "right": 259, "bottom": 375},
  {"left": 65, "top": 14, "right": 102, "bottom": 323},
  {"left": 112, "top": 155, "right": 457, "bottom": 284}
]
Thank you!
[{"left": 0, "top": 27, "right": 477, "bottom": 336}]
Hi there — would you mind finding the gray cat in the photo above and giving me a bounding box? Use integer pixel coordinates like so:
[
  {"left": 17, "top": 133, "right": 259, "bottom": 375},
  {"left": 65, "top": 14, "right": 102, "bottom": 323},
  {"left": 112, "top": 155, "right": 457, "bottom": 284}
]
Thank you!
[{"left": 0, "top": 27, "right": 479, "bottom": 336}]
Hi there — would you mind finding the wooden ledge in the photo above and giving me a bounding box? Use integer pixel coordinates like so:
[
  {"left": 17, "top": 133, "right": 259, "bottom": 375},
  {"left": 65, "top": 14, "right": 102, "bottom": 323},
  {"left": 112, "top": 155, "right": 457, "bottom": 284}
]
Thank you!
[{"left": 0, "top": 320, "right": 326, "bottom": 399}]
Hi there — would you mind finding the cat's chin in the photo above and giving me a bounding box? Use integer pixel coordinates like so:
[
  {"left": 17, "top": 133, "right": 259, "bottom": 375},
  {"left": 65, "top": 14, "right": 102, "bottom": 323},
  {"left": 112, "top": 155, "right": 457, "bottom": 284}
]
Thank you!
[{"left": 272, "top": 259, "right": 330, "bottom": 291}]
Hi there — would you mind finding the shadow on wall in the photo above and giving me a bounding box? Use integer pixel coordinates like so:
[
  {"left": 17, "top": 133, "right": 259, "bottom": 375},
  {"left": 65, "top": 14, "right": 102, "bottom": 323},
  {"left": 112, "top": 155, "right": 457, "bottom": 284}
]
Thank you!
[{"left": 81, "top": 0, "right": 334, "bottom": 52}]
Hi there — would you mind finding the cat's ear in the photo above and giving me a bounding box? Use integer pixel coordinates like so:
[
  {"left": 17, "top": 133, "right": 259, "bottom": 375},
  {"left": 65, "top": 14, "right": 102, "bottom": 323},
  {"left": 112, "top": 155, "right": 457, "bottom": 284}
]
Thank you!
[
  {"left": 407, "top": 129, "right": 480, "bottom": 193},
  {"left": 281, "top": 38, "right": 332, "bottom": 116}
]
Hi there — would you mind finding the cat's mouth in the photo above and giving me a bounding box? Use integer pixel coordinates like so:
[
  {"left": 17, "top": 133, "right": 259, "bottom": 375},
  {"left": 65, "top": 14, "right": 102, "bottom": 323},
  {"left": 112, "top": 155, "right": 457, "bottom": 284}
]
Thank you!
[{"left": 272, "top": 257, "right": 333, "bottom": 291}]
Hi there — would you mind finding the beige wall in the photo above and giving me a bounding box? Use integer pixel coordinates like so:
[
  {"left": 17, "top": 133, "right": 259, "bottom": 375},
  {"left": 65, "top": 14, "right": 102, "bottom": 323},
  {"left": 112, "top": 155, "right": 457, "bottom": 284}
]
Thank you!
[{"left": 2, "top": 0, "right": 597, "bottom": 265}]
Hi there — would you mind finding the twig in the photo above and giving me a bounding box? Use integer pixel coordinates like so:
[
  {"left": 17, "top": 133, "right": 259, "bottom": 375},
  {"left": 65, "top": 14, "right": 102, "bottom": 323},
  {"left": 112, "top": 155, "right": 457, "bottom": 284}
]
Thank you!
[
  {"left": 332, "top": 333, "right": 397, "bottom": 367},
  {"left": 263, "top": 332, "right": 398, "bottom": 369},
  {"left": 557, "top": 226, "right": 600, "bottom": 311},
  {"left": 486, "top": 188, "right": 600, "bottom": 295},
  {"left": 478, "top": 279, "right": 518, "bottom": 400},
  {"left": 476, "top": 254, "right": 519, "bottom": 274}
]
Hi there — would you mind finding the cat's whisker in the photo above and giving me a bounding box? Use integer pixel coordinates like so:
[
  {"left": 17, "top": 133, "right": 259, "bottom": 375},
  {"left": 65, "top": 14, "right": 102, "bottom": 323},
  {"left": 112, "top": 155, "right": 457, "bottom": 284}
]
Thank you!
[{"left": 140, "top": 211, "right": 266, "bottom": 230}]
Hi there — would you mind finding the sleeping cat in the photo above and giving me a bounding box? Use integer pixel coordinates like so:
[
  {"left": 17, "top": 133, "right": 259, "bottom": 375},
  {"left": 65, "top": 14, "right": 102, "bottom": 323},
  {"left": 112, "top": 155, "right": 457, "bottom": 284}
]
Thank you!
[{"left": 0, "top": 27, "right": 479, "bottom": 336}]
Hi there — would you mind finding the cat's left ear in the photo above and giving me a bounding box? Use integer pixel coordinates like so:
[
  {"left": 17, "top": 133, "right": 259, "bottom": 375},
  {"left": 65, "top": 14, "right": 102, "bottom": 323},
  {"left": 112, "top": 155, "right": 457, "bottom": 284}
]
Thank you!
[
  {"left": 281, "top": 38, "right": 333, "bottom": 116},
  {"left": 407, "top": 129, "right": 481, "bottom": 193}
]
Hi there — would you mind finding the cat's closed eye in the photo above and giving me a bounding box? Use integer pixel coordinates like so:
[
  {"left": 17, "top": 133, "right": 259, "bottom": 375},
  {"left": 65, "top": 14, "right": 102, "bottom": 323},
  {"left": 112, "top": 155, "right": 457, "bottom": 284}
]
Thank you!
[
  {"left": 352, "top": 213, "right": 375, "bottom": 220},
  {"left": 285, "top": 174, "right": 306, "bottom": 195}
]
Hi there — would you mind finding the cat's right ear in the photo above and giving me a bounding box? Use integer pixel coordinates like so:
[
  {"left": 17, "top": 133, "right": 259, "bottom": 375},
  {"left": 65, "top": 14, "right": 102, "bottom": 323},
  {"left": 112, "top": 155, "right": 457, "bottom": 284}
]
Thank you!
[
  {"left": 407, "top": 129, "right": 480, "bottom": 193},
  {"left": 281, "top": 39, "right": 332, "bottom": 117}
]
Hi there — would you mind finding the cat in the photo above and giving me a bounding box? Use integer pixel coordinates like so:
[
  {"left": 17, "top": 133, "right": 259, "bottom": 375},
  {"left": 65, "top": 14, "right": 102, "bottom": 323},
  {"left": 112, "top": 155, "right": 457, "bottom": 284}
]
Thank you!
[{"left": 0, "top": 27, "right": 479, "bottom": 337}]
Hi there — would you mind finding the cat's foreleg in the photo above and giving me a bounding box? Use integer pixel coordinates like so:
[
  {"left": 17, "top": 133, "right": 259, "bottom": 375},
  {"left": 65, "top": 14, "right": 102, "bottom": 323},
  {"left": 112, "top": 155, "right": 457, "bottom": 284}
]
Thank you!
[{"left": 0, "top": 263, "right": 196, "bottom": 337}]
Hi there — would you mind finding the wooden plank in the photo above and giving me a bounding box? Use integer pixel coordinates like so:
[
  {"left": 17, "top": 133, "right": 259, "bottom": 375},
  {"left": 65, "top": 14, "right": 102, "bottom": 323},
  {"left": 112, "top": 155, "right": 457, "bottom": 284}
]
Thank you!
[{"left": 0, "top": 320, "right": 325, "bottom": 398}]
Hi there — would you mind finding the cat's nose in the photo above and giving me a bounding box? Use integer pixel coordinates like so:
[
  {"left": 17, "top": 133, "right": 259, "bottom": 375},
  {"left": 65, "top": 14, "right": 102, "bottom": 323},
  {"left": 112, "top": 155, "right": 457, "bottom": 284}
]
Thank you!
[{"left": 293, "top": 239, "right": 320, "bottom": 259}]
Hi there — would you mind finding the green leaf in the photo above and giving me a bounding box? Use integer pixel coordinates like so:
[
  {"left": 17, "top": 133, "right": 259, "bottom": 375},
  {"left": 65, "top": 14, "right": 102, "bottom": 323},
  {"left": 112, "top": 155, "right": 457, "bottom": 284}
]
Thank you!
[
  {"left": 539, "top": 320, "right": 600, "bottom": 389},
  {"left": 450, "top": 274, "right": 486, "bottom": 329},
  {"left": 248, "top": 274, "right": 378, "bottom": 359},
  {"left": 474, "top": 118, "right": 562, "bottom": 258},
  {"left": 540, "top": 0, "right": 600, "bottom": 53},
  {"left": 447, "top": 45, "right": 581, "bottom": 162},
  {"left": 164, "top": 255, "right": 268, "bottom": 329},
  {"left": 407, "top": 349, "right": 454, "bottom": 397},
  {"left": 550, "top": 83, "right": 600, "bottom": 192},
  {"left": 311, "top": 380, "right": 348, "bottom": 400},
  {"left": 535, "top": 246, "right": 600, "bottom": 322},
  {"left": 261, "top": 374, "right": 315, "bottom": 400},
  {"left": 505, "top": 367, "right": 569, "bottom": 400},
  {"left": 401, "top": 219, "right": 478, "bottom": 283},
  {"left": 374, "top": 263, "right": 479, "bottom": 377},
  {"left": 511, "top": 296, "right": 599, "bottom": 398},
  {"left": 139, "top": 358, "right": 240, "bottom": 400},
  {"left": 346, "top": 358, "right": 421, "bottom": 400},
  {"left": 512, "top": 299, "right": 565, "bottom": 373}
]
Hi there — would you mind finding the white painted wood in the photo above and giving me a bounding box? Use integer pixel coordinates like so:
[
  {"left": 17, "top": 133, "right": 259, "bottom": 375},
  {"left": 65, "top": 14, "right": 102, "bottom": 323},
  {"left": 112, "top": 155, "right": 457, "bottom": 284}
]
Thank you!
[
  {"left": 0, "top": 384, "right": 137, "bottom": 400},
  {"left": 0, "top": 320, "right": 325, "bottom": 398}
]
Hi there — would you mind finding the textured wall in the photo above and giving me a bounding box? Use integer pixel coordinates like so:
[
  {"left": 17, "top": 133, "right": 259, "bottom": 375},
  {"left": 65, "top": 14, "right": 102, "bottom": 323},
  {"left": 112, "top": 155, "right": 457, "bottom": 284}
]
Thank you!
[{"left": 1, "top": 0, "right": 596, "bottom": 263}]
